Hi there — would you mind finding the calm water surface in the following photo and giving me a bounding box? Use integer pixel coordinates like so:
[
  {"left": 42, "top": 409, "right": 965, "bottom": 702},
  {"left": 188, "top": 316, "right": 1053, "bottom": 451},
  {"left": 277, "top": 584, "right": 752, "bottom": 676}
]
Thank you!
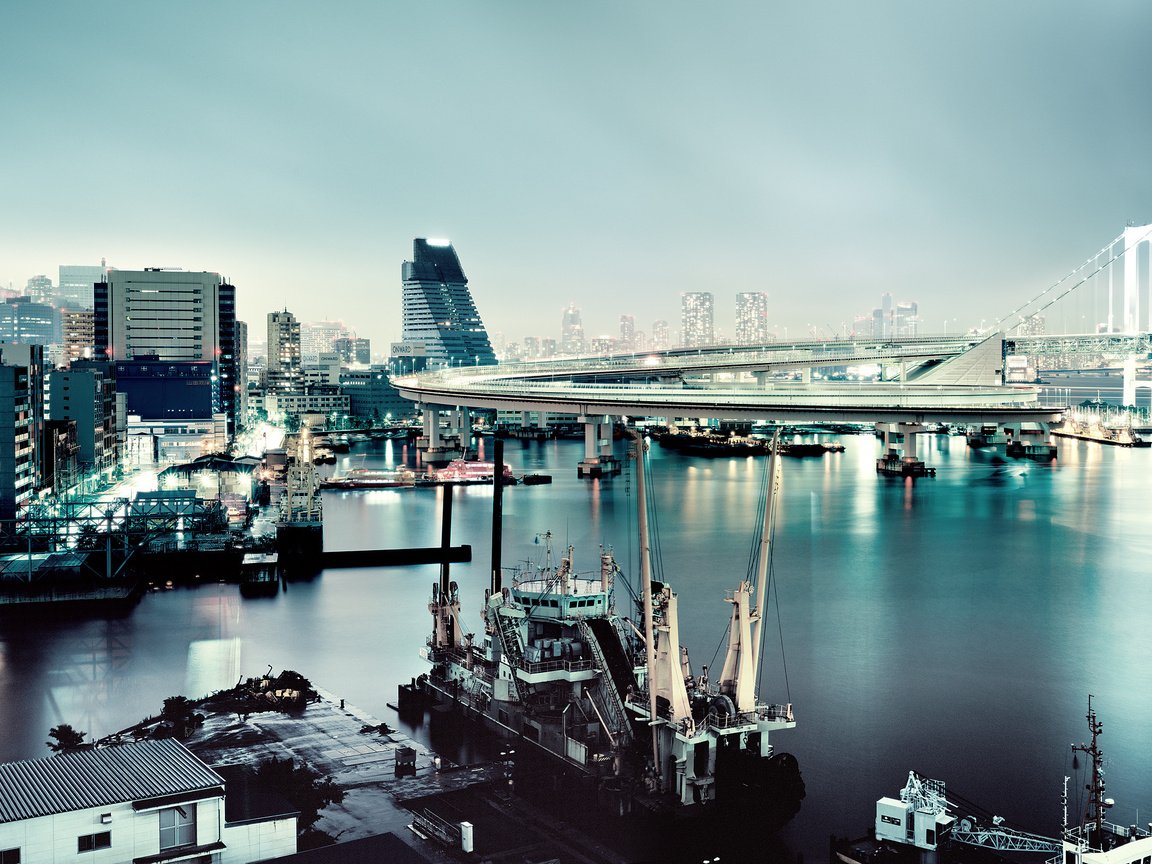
[{"left": 2, "top": 430, "right": 1151, "bottom": 861}]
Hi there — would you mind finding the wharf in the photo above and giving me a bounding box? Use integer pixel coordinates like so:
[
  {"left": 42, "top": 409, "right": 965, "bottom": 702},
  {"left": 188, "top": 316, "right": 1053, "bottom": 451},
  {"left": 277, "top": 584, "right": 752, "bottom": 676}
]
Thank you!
[{"left": 185, "top": 690, "right": 622, "bottom": 863}]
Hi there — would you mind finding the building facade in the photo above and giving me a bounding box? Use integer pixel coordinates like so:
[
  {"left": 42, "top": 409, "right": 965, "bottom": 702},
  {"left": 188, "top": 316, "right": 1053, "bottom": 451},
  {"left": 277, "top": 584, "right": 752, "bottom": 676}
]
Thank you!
[
  {"left": 400, "top": 238, "right": 496, "bottom": 369},
  {"left": 94, "top": 269, "right": 238, "bottom": 436},
  {"left": 0, "top": 739, "right": 297, "bottom": 864},
  {"left": 680, "top": 292, "right": 714, "bottom": 347},
  {"left": 58, "top": 262, "right": 105, "bottom": 310},
  {"left": 48, "top": 361, "right": 117, "bottom": 478},
  {"left": 0, "top": 357, "right": 35, "bottom": 520},
  {"left": 735, "top": 292, "right": 770, "bottom": 345},
  {"left": 266, "top": 310, "right": 302, "bottom": 394},
  {"left": 560, "top": 304, "right": 585, "bottom": 356}
]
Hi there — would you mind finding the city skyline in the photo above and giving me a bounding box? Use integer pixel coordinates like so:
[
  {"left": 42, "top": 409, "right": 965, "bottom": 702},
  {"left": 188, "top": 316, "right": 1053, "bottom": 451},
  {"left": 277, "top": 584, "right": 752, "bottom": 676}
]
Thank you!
[{"left": 3, "top": 3, "right": 1151, "bottom": 349}]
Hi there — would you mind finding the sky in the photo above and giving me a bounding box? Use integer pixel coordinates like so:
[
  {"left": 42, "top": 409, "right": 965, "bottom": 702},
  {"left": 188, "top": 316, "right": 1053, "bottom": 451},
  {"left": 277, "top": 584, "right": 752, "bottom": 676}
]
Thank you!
[{"left": 2, "top": 1, "right": 1151, "bottom": 351}]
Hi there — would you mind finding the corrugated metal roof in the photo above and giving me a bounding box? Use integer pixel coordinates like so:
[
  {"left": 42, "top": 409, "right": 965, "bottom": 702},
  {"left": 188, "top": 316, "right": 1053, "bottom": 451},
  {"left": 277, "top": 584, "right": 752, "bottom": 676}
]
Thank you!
[{"left": 0, "top": 739, "right": 224, "bottom": 824}]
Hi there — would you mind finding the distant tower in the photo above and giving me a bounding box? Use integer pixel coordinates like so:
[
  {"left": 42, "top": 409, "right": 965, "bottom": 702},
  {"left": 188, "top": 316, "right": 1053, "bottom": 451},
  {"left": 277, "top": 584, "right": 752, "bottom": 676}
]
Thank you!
[
  {"left": 25, "top": 275, "right": 54, "bottom": 304},
  {"left": 680, "top": 292, "right": 714, "bottom": 347},
  {"left": 894, "top": 301, "right": 919, "bottom": 337},
  {"left": 735, "top": 292, "right": 769, "bottom": 345},
  {"left": 267, "top": 309, "right": 302, "bottom": 393},
  {"left": 651, "top": 320, "right": 670, "bottom": 350},
  {"left": 59, "top": 263, "right": 107, "bottom": 310},
  {"left": 619, "top": 315, "right": 636, "bottom": 352},
  {"left": 301, "top": 320, "right": 348, "bottom": 365},
  {"left": 400, "top": 239, "right": 496, "bottom": 369},
  {"left": 561, "top": 304, "right": 586, "bottom": 355}
]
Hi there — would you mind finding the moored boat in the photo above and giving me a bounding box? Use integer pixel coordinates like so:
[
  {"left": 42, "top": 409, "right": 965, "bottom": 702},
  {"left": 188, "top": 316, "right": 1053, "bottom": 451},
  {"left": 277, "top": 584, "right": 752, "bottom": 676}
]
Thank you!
[
  {"left": 319, "top": 467, "right": 416, "bottom": 489},
  {"left": 408, "top": 432, "right": 804, "bottom": 856}
]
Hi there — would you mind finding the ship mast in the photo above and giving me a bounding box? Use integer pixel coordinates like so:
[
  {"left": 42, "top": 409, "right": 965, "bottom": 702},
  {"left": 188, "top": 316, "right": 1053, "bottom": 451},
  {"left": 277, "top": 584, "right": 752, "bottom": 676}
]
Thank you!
[
  {"left": 632, "top": 430, "right": 662, "bottom": 785},
  {"left": 1071, "top": 694, "right": 1106, "bottom": 842}
]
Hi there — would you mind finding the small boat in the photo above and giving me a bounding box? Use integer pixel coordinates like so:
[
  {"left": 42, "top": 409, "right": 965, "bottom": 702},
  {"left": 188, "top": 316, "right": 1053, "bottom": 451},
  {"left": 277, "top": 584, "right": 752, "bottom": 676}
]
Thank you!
[{"left": 520, "top": 473, "right": 553, "bottom": 485}]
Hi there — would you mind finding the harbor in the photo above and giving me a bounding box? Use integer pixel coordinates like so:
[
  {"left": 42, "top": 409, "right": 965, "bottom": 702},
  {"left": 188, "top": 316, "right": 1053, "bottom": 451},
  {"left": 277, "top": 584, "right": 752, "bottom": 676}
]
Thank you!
[{"left": 3, "top": 431, "right": 1151, "bottom": 862}]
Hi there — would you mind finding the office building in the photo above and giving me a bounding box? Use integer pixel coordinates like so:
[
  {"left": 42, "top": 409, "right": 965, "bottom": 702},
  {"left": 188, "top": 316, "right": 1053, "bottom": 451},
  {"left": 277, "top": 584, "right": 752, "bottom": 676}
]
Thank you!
[
  {"left": 736, "top": 292, "right": 770, "bottom": 345},
  {"left": 561, "top": 304, "right": 585, "bottom": 355},
  {"left": 341, "top": 366, "right": 418, "bottom": 423},
  {"left": 301, "top": 320, "right": 348, "bottom": 364},
  {"left": 681, "top": 292, "right": 714, "bottom": 347},
  {"left": 266, "top": 309, "right": 302, "bottom": 393},
  {"left": 58, "top": 262, "right": 106, "bottom": 309},
  {"left": 0, "top": 297, "right": 59, "bottom": 347},
  {"left": 25, "top": 275, "right": 54, "bottom": 304},
  {"left": 62, "top": 308, "right": 95, "bottom": 365},
  {"left": 619, "top": 315, "right": 636, "bottom": 352},
  {"left": 333, "top": 336, "right": 370, "bottom": 365},
  {"left": 0, "top": 345, "right": 43, "bottom": 519},
  {"left": 651, "top": 320, "right": 670, "bottom": 350},
  {"left": 49, "top": 360, "right": 117, "bottom": 477},
  {"left": 400, "top": 238, "right": 496, "bottom": 368},
  {"left": 94, "top": 269, "right": 238, "bottom": 436},
  {"left": 235, "top": 320, "right": 249, "bottom": 425}
]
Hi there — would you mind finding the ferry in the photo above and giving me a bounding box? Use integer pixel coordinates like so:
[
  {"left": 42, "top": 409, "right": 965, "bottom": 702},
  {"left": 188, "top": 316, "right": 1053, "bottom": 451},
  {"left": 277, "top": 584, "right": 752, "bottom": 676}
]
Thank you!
[{"left": 319, "top": 468, "right": 416, "bottom": 489}]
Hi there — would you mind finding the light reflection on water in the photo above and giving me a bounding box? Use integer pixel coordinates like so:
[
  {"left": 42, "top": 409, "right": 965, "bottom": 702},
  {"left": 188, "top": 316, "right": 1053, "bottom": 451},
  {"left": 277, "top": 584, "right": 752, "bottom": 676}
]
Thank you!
[{"left": 1, "top": 432, "right": 1150, "bottom": 861}]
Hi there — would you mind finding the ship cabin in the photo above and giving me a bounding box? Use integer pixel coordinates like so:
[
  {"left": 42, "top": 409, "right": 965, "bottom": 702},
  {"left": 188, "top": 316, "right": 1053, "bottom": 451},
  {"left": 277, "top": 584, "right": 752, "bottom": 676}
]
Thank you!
[
  {"left": 508, "top": 577, "right": 609, "bottom": 621},
  {"left": 504, "top": 574, "right": 610, "bottom": 686}
]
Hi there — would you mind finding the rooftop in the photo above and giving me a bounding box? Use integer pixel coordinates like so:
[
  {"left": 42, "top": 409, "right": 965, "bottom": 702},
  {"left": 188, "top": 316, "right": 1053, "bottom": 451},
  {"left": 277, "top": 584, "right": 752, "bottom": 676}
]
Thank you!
[{"left": 0, "top": 739, "right": 224, "bottom": 824}]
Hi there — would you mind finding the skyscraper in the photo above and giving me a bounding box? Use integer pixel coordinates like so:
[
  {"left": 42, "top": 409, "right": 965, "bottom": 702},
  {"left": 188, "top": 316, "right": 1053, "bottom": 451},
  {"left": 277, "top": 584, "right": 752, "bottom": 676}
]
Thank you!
[
  {"left": 267, "top": 310, "right": 302, "bottom": 393},
  {"left": 59, "top": 262, "right": 106, "bottom": 310},
  {"left": 561, "top": 304, "right": 585, "bottom": 355},
  {"left": 400, "top": 239, "right": 496, "bottom": 368},
  {"left": 680, "top": 292, "right": 714, "bottom": 347},
  {"left": 651, "top": 320, "right": 669, "bottom": 350},
  {"left": 93, "top": 268, "right": 238, "bottom": 434},
  {"left": 735, "top": 292, "right": 770, "bottom": 345},
  {"left": 619, "top": 315, "right": 636, "bottom": 352}
]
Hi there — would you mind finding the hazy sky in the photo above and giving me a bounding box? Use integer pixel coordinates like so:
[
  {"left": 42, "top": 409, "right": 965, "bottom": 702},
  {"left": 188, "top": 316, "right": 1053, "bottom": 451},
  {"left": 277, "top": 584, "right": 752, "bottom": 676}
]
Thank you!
[{"left": 3, "top": 1, "right": 1150, "bottom": 349}]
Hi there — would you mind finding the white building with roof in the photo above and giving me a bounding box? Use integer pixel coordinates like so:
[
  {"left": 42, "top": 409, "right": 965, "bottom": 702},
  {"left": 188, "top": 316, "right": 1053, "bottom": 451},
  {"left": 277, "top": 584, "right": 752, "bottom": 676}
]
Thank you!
[{"left": 0, "top": 739, "right": 296, "bottom": 864}]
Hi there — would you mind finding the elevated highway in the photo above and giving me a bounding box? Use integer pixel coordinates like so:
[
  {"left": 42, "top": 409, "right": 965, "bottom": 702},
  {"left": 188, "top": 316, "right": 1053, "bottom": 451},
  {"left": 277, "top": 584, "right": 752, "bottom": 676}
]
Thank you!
[{"left": 394, "top": 334, "right": 1064, "bottom": 426}]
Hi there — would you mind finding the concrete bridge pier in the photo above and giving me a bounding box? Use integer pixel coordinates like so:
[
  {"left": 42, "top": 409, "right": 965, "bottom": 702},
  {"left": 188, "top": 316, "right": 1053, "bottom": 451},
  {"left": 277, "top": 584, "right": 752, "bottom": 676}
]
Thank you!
[
  {"left": 1122, "top": 356, "right": 1152, "bottom": 407},
  {"left": 875, "top": 422, "right": 935, "bottom": 477},
  {"left": 577, "top": 415, "right": 621, "bottom": 478},
  {"left": 417, "top": 406, "right": 465, "bottom": 465}
]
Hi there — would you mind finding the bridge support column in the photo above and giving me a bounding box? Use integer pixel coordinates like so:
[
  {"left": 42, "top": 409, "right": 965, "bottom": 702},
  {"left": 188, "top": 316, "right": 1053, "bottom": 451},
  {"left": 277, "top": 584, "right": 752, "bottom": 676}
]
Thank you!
[
  {"left": 801, "top": 367, "right": 812, "bottom": 384},
  {"left": 577, "top": 415, "right": 621, "bottom": 478},
  {"left": 875, "top": 423, "right": 935, "bottom": 478},
  {"left": 417, "top": 406, "right": 464, "bottom": 466},
  {"left": 520, "top": 411, "right": 531, "bottom": 429},
  {"left": 1122, "top": 355, "right": 1152, "bottom": 407}
]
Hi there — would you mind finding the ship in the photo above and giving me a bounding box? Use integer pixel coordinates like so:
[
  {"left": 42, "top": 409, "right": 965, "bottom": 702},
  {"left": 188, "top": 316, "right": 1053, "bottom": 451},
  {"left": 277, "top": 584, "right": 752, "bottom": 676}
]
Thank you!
[
  {"left": 832, "top": 696, "right": 1151, "bottom": 864},
  {"left": 422, "top": 458, "right": 517, "bottom": 486},
  {"left": 407, "top": 432, "right": 804, "bottom": 858},
  {"left": 320, "top": 467, "right": 417, "bottom": 489}
]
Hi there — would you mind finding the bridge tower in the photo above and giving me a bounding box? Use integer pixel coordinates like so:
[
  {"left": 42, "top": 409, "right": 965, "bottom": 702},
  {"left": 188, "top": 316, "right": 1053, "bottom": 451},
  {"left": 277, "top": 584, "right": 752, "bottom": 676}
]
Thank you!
[{"left": 1122, "top": 223, "right": 1152, "bottom": 334}]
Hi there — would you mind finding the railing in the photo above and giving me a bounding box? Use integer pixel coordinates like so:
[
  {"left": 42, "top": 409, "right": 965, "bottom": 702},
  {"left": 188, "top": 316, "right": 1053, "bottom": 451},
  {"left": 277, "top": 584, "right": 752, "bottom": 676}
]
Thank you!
[
  {"left": 518, "top": 658, "right": 593, "bottom": 676},
  {"left": 575, "top": 621, "right": 632, "bottom": 743}
]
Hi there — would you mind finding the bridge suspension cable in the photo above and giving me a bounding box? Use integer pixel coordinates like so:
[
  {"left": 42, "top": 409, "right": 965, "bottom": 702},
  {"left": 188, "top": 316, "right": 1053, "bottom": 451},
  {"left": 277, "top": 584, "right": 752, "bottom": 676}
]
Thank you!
[{"left": 991, "top": 231, "right": 1123, "bottom": 332}]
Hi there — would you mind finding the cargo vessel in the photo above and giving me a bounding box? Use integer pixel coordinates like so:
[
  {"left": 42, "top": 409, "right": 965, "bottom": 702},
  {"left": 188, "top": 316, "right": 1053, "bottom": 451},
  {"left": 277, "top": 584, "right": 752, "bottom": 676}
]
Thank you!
[{"left": 408, "top": 432, "right": 804, "bottom": 856}]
